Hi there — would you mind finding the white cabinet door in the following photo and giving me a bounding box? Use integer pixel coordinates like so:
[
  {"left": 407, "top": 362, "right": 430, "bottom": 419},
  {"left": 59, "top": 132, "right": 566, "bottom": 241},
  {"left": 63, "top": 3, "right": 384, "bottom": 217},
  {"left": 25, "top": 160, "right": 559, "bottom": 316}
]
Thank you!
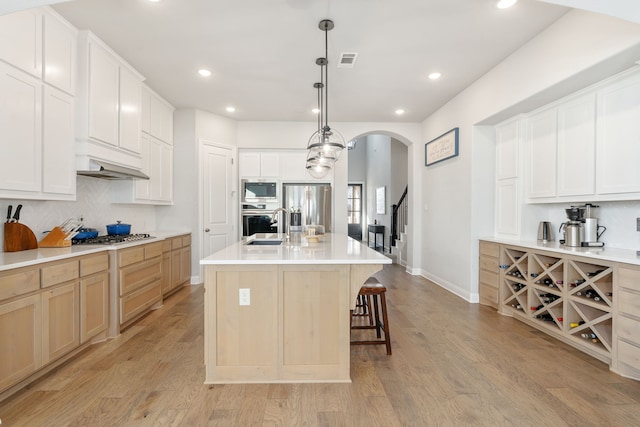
[
  {"left": 557, "top": 93, "right": 596, "bottom": 197},
  {"left": 596, "top": 73, "right": 640, "bottom": 195},
  {"left": 239, "top": 152, "right": 262, "bottom": 177},
  {"left": 140, "top": 85, "right": 151, "bottom": 134},
  {"left": 149, "top": 138, "right": 163, "bottom": 201},
  {"left": 496, "top": 178, "right": 519, "bottom": 236},
  {"left": 160, "top": 142, "right": 173, "bottom": 202},
  {"left": 527, "top": 108, "right": 557, "bottom": 199},
  {"left": 42, "top": 86, "right": 75, "bottom": 197},
  {"left": 0, "top": 8, "right": 42, "bottom": 77},
  {"left": 135, "top": 133, "right": 151, "bottom": 200},
  {"left": 260, "top": 152, "right": 280, "bottom": 177},
  {"left": 149, "top": 92, "right": 173, "bottom": 143},
  {"left": 118, "top": 66, "right": 142, "bottom": 154},
  {"left": 43, "top": 10, "right": 76, "bottom": 95},
  {"left": 0, "top": 63, "right": 42, "bottom": 193},
  {"left": 88, "top": 42, "right": 119, "bottom": 146},
  {"left": 495, "top": 119, "right": 519, "bottom": 180}
]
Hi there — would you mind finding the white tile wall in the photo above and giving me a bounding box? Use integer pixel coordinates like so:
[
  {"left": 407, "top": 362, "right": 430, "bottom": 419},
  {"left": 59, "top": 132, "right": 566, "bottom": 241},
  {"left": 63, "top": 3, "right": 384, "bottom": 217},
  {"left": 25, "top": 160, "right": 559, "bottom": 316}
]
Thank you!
[{"left": 1, "top": 176, "right": 156, "bottom": 245}]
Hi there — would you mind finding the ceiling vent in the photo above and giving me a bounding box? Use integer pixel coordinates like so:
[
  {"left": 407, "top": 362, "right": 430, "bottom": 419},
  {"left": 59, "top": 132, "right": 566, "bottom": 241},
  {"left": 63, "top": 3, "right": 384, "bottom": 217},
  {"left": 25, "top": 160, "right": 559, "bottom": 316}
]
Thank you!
[{"left": 337, "top": 52, "right": 358, "bottom": 68}]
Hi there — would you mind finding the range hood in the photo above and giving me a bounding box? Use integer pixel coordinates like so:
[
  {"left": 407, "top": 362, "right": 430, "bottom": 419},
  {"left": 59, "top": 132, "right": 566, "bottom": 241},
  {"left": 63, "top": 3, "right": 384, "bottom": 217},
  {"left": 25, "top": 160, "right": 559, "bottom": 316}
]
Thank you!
[{"left": 77, "top": 159, "right": 149, "bottom": 180}]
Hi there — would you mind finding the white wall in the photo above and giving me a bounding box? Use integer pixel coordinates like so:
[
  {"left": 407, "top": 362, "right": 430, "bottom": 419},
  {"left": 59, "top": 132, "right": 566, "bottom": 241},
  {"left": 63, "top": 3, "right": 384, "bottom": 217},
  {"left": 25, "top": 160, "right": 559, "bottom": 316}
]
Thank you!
[{"left": 420, "top": 10, "right": 640, "bottom": 302}]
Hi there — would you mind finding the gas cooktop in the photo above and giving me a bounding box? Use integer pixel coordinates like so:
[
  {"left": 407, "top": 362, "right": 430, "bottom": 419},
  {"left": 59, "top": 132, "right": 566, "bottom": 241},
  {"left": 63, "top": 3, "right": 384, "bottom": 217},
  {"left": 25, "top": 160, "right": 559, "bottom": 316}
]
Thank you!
[{"left": 72, "top": 233, "right": 154, "bottom": 245}]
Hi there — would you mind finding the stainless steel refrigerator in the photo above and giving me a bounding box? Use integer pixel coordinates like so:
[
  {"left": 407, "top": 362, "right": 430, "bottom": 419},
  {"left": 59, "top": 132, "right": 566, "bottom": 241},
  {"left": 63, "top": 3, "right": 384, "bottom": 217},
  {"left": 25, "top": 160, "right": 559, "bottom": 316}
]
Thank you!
[{"left": 282, "top": 183, "right": 332, "bottom": 233}]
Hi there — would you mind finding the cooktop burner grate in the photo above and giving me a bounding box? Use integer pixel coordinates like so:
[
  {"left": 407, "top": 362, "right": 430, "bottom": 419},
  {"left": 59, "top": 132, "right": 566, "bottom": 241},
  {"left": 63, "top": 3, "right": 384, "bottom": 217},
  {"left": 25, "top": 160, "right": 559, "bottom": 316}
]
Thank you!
[{"left": 72, "top": 233, "right": 154, "bottom": 245}]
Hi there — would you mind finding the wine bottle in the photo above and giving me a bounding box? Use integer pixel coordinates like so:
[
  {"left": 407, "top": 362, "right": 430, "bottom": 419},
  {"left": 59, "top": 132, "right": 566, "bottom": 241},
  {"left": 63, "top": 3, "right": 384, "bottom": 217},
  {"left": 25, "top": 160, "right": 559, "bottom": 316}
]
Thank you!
[
  {"left": 530, "top": 305, "right": 544, "bottom": 311},
  {"left": 535, "top": 313, "right": 554, "bottom": 322},
  {"left": 581, "top": 332, "right": 597, "bottom": 340}
]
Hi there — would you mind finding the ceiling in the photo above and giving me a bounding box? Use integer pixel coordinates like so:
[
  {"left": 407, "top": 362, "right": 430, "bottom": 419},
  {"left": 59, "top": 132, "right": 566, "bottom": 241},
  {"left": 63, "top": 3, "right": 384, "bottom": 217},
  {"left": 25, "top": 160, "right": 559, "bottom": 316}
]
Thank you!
[{"left": 48, "top": 0, "right": 572, "bottom": 123}]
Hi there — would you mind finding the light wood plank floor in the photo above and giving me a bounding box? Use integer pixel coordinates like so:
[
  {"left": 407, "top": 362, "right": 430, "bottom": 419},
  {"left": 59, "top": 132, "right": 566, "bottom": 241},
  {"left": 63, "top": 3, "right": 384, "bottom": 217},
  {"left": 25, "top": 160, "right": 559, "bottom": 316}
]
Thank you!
[{"left": 2, "top": 264, "right": 640, "bottom": 426}]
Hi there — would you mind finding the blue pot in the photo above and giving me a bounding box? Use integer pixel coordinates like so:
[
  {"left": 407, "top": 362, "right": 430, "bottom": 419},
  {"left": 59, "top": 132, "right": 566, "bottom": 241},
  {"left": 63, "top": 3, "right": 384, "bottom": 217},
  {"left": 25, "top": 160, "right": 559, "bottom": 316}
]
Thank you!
[
  {"left": 74, "top": 228, "right": 99, "bottom": 240},
  {"left": 106, "top": 221, "right": 131, "bottom": 235}
]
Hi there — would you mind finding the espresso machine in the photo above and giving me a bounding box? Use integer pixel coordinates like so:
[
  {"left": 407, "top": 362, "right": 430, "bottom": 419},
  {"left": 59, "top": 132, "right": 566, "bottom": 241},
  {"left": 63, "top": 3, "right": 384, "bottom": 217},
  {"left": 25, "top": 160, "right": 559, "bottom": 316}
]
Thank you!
[{"left": 559, "top": 204, "right": 605, "bottom": 247}]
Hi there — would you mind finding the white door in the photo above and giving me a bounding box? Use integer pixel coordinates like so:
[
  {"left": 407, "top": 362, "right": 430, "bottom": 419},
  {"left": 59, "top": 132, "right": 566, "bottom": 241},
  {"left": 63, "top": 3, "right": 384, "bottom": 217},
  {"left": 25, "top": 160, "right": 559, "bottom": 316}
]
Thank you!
[{"left": 202, "top": 143, "right": 236, "bottom": 259}]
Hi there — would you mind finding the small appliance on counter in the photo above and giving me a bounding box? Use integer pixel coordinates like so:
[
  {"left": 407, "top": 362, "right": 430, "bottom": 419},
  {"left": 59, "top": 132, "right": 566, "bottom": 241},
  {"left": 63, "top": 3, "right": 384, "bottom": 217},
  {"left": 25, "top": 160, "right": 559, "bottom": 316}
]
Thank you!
[
  {"left": 559, "top": 204, "right": 605, "bottom": 247},
  {"left": 537, "top": 221, "right": 553, "bottom": 243}
]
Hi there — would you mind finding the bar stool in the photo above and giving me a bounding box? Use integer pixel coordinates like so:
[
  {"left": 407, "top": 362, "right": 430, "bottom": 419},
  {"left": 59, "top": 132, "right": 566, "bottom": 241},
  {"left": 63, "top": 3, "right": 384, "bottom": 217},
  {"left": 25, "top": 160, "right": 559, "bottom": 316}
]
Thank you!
[{"left": 350, "top": 277, "right": 392, "bottom": 355}]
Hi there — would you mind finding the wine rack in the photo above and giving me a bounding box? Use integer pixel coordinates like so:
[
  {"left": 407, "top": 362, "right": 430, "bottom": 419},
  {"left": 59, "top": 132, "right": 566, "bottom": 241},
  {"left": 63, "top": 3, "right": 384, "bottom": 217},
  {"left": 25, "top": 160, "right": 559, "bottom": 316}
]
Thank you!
[{"left": 499, "top": 244, "right": 613, "bottom": 363}]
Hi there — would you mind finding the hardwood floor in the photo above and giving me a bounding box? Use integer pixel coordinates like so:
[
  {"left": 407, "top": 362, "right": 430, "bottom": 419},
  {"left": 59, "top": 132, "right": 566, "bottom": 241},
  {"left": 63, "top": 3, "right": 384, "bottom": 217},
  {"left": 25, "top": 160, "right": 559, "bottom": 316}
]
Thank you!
[{"left": 2, "top": 264, "right": 640, "bottom": 426}]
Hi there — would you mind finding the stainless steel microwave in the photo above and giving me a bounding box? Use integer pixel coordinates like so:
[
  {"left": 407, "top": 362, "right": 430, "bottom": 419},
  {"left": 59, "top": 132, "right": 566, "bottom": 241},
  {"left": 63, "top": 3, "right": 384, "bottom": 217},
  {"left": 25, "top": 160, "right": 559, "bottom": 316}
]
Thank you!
[{"left": 241, "top": 180, "right": 278, "bottom": 201}]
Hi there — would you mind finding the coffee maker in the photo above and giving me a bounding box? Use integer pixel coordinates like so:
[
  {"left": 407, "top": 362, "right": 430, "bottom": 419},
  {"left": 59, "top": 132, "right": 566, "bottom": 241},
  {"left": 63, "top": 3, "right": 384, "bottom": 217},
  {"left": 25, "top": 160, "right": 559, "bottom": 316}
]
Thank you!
[{"left": 559, "top": 204, "right": 605, "bottom": 247}]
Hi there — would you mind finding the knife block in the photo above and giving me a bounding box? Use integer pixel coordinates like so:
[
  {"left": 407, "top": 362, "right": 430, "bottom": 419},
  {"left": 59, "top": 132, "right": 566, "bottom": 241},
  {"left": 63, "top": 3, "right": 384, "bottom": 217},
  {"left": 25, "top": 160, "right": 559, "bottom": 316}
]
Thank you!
[
  {"left": 38, "top": 226, "right": 72, "bottom": 248},
  {"left": 4, "top": 222, "right": 38, "bottom": 252}
]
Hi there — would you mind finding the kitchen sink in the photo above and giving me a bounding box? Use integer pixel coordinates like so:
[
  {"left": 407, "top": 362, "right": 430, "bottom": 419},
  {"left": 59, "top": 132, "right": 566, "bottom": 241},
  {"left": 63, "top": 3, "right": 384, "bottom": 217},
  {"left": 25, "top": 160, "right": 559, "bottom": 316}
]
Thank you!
[{"left": 245, "top": 240, "right": 282, "bottom": 246}]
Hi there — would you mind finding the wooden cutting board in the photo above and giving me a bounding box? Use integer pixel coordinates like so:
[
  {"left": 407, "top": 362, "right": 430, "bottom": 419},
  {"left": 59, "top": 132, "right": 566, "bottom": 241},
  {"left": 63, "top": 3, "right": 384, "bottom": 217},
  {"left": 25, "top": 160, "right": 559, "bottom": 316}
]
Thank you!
[{"left": 4, "top": 222, "right": 38, "bottom": 252}]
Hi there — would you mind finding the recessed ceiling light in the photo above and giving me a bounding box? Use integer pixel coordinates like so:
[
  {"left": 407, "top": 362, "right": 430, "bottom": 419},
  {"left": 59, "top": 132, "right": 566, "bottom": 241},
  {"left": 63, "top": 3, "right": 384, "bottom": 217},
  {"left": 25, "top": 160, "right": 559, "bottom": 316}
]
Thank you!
[
  {"left": 496, "top": 0, "right": 517, "bottom": 9},
  {"left": 428, "top": 72, "right": 442, "bottom": 80},
  {"left": 312, "top": 108, "right": 320, "bottom": 114},
  {"left": 198, "top": 69, "right": 211, "bottom": 77},
  {"left": 226, "top": 106, "right": 236, "bottom": 113},
  {"left": 395, "top": 109, "right": 405, "bottom": 115},
  {"left": 148, "top": 0, "right": 162, "bottom": 3}
]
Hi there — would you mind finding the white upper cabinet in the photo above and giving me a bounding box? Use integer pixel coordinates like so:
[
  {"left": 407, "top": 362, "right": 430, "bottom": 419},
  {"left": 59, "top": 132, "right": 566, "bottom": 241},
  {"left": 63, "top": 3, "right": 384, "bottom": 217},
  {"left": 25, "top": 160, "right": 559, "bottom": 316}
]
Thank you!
[
  {"left": 557, "top": 93, "right": 595, "bottom": 197},
  {"left": 596, "top": 72, "right": 640, "bottom": 195},
  {"left": 0, "top": 8, "right": 42, "bottom": 77},
  {"left": 279, "top": 151, "right": 311, "bottom": 181},
  {"left": 526, "top": 108, "right": 557, "bottom": 199},
  {"left": 495, "top": 119, "right": 519, "bottom": 180},
  {"left": 77, "top": 31, "right": 144, "bottom": 170},
  {"left": 239, "top": 151, "right": 280, "bottom": 178},
  {"left": 0, "top": 63, "right": 42, "bottom": 194},
  {"left": 118, "top": 66, "right": 142, "bottom": 154},
  {"left": 42, "top": 86, "right": 75, "bottom": 196},
  {"left": 142, "top": 84, "right": 174, "bottom": 144},
  {"left": 87, "top": 40, "right": 119, "bottom": 146},
  {"left": 43, "top": 9, "right": 76, "bottom": 95}
]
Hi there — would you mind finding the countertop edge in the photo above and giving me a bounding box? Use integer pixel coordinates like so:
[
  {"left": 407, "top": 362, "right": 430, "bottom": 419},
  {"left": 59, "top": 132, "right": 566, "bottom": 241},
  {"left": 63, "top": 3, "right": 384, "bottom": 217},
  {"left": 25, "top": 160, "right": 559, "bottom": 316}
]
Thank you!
[
  {"left": 0, "top": 230, "right": 192, "bottom": 271},
  {"left": 479, "top": 237, "right": 640, "bottom": 266}
]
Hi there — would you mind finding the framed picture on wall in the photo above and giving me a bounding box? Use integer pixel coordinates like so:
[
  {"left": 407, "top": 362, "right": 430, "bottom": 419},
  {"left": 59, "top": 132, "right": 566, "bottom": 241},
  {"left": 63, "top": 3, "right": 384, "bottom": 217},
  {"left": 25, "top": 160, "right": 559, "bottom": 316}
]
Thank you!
[
  {"left": 425, "top": 127, "right": 459, "bottom": 166},
  {"left": 376, "top": 186, "right": 385, "bottom": 214}
]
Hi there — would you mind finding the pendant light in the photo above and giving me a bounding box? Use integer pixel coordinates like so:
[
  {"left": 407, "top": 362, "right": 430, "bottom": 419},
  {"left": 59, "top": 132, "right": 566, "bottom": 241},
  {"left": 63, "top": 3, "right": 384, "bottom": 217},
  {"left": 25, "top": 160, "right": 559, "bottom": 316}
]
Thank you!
[{"left": 306, "top": 19, "right": 345, "bottom": 178}]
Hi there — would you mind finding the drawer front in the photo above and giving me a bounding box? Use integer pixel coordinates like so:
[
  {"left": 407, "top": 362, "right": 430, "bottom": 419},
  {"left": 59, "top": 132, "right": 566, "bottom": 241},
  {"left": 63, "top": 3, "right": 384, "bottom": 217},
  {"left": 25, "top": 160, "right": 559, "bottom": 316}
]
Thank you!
[
  {"left": 41, "top": 260, "right": 79, "bottom": 288},
  {"left": 0, "top": 267, "right": 39, "bottom": 301},
  {"left": 144, "top": 242, "right": 163, "bottom": 260},
  {"left": 617, "top": 315, "right": 640, "bottom": 344},
  {"left": 120, "top": 258, "right": 162, "bottom": 296},
  {"left": 479, "top": 241, "right": 499, "bottom": 258},
  {"left": 618, "top": 266, "right": 640, "bottom": 291},
  {"left": 161, "top": 239, "right": 172, "bottom": 253},
  {"left": 120, "top": 280, "right": 162, "bottom": 324},
  {"left": 119, "top": 247, "right": 145, "bottom": 268},
  {"left": 479, "top": 283, "right": 499, "bottom": 309},
  {"left": 80, "top": 253, "right": 109, "bottom": 277},
  {"left": 181, "top": 234, "right": 191, "bottom": 247},
  {"left": 618, "top": 289, "right": 640, "bottom": 317},
  {"left": 479, "top": 257, "right": 498, "bottom": 272},
  {"left": 618, "top": 339, "right": 640, "bottom": 372},
  {"left": 479, "top": 269, "right": 499, "bottom": 289},
  {"left": 171, "top": 237, "right": 182, "bottom": 250}
]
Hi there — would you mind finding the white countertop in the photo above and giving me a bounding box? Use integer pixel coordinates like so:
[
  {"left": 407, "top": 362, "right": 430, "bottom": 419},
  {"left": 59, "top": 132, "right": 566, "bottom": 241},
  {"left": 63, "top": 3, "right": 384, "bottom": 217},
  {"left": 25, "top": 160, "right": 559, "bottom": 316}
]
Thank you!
[
  {"left": 200, "top": 233, "right": 392, "bottom": 265},
  {"left": 0, "top": 230, "right": 191, "bottom": 272},
  {"left": 481, "top": 237, "right": 640, "bottom": 266}
]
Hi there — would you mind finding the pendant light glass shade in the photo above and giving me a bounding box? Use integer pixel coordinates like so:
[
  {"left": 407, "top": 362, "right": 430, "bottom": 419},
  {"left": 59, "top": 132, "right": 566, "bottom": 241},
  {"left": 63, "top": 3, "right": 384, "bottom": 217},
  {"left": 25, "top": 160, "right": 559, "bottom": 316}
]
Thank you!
[{"left": 305, "top": 150, "right": 332, "bottom": 179}]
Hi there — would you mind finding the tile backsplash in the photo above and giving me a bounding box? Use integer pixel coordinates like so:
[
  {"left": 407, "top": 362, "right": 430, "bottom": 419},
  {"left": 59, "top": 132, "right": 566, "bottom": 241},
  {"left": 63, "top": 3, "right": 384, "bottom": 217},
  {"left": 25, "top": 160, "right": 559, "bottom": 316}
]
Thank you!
[{"left": 1, "top": 176, "right": 156, "bottom": 245}]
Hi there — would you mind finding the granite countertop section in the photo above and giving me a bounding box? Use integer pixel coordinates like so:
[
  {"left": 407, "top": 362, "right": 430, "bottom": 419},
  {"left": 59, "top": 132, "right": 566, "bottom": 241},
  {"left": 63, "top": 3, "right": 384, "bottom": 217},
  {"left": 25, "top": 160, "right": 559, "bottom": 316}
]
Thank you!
[
  {"left": 201, "top": 233, "right": 392, "bottom": 265},
  {"left": 480, "top": 237, "right": 640, "bottom": 266},
  {"left": 0, "top": 230, "right": 191, "bottom": 272}
]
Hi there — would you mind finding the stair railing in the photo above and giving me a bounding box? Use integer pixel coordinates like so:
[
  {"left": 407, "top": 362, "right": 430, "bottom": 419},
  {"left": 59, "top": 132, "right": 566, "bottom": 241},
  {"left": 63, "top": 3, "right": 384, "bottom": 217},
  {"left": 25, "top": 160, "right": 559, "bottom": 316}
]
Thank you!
[{"left": 391, "top": 186, "right": 408, "bottom": 247}]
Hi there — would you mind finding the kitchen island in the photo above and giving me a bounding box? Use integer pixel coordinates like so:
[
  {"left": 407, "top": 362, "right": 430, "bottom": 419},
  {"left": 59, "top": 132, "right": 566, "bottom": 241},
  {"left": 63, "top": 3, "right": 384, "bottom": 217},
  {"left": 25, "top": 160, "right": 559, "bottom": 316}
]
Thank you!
[{"left": 200, "top": 233, "right": 391, "bottom": 383}]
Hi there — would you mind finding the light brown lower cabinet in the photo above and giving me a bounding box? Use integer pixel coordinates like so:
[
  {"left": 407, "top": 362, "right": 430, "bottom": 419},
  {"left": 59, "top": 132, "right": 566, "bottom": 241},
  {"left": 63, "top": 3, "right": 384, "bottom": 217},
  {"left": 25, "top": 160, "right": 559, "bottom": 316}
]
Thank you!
[
  {"left": 0, "top": 252, "right": 109, "bottom": 397},
  {"left": 482, "top": 239, "right": 640, "bottom": 381},
  {"left": 165, "top": 234, "right": 191, "bottom": 298},
  {"left": 478, "top": 241, "right": 500, "bottom": 308}
]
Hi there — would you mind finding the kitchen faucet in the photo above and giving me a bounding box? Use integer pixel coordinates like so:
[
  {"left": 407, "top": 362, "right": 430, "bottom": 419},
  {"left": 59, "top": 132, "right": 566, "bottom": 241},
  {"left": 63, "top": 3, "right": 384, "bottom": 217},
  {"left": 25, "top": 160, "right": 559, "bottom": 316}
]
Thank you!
[{"left": 271, "top": 208, "right": 290, "bottom": 241}]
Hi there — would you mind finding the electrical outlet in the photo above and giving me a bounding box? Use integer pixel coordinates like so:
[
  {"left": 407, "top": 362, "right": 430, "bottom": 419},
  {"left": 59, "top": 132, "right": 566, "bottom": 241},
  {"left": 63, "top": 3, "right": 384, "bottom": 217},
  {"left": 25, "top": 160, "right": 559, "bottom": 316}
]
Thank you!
[
  {"left": 239, "top": 288, "right": 250, "bottom": 306},
  {"left": 637, "top": 218, "right": 640, "bottom": 232}
]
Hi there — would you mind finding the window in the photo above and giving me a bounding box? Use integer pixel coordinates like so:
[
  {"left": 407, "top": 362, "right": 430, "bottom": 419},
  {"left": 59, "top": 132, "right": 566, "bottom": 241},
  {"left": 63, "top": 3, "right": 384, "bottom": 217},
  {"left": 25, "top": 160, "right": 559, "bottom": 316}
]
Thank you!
[{"left": 347, "top": 184, "right": 362, "bottom": 224}]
